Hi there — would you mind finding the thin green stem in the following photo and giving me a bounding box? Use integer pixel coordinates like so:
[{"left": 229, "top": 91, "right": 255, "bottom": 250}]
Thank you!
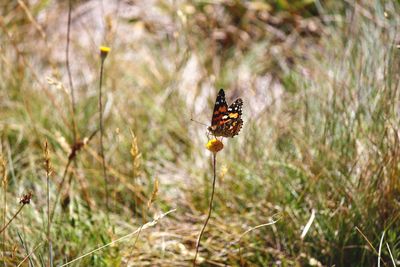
[
  {"left": 16, "top": 242, "right": 43, "bottom": 267},
  {"left": 59, "top": 209, "right": 175, "bottom": 267},
  {"left": 0, "top": 204, "right": 25, "bottom": 235},
  {"left": 99, "top": 58, "right": 110, "bottom": 216},
  {"left": 193, "top": 153, "right": 217, "bottom": 266},
  {"left": 43, "top": 142, "right": 53, "bottom": 267},
  {"left": 46, "top": 163, "right": 52, "bottom": 266},
  {"left": 2, "top": 169, "right": 6, "bottom": 267},
  {"left": 50, "top": 130, "right": 97, "bottom": 222},
  {"left": 238, "top": 219, "right": 280, "bottom": 265},
  {"left": 50, "top": 158, "right": 72, "bottom": 222},
  {"left": 66, "top": 0, "right": 77, "bottom": 142}
]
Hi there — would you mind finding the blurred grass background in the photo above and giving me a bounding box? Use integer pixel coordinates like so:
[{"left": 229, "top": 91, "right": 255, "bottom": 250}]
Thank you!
[{"left": 1, "top": 0, "right": 400, "bottom": 266}]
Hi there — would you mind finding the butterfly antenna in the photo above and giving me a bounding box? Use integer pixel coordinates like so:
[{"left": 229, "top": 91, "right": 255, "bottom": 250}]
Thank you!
[{"left": 190, "top": 115, "right": 208, "bottom": 127}]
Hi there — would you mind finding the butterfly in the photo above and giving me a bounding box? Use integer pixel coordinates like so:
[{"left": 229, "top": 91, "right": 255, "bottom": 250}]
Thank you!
[{"left": 208, "top": 89, "right": 243, "bottom": 138}]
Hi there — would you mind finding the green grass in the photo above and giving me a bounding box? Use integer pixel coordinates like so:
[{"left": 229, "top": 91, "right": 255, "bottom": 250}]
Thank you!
[{"left": 1, "top": 0, "right": 399, "bottom": 266}]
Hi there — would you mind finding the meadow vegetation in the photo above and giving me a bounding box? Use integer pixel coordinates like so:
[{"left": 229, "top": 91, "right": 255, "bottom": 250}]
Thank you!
[{"left": 0, "top": 0, "right": 399, "bottom": 266}]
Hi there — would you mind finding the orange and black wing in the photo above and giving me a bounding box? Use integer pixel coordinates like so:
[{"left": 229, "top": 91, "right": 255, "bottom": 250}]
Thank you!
[
  {"left": 210, "top": 89, "right": 228, "bottom": 127},
  {"left": 208, "top": 89, "right": 243, "bottom": 138},
  {"left": 225, "top": 98, "right": 243, "bottom": 137}
]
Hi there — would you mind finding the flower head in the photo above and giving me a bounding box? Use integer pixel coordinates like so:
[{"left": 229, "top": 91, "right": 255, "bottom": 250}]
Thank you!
[
  {"left": 100, "top": 46, "right": 111, "bottom": 60},
  {"left": 20, "top": 192, "right": 33, "bottom": 205},
  {"left": 206, "top": 139, "right": 224, "bottom": 153}
]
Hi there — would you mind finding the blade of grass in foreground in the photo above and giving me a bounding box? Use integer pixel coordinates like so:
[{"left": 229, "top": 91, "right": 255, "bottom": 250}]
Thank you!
[{"left": 59, "top": 209, "right": 176, "bottom": 267}]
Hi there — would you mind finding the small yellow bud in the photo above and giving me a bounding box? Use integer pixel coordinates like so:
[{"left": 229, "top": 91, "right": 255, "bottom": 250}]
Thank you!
[
  {"left": 206, "top": 139, "right": 224, "bottom": 153},
  {"left": 100, "top": 46, "right": 111, "bottom": 60}
]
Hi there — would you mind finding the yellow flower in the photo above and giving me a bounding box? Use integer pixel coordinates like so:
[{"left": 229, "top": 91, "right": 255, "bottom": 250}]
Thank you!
[
  {"left": 100, "top": 46, "right": 111, "bottom": 60},
  {"left": 206, "top": 139, "right": 224, "bottom": 153}
]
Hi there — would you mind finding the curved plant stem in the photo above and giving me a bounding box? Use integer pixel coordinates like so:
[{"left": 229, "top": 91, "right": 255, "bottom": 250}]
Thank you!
[
  {"left": 50, "top": 159, "right": 72, "bottom": 222},
  {"left": 44, "top": 141, "right": 53, "bottom": 267},
  {"left": 0, "top": 204, "right": 25, "bottom": 235},
  {"left": 99, "top": 57, "right": 110, "bottom": 217},
  {"left": 50, "top": 130, "right": 97, "bottom": 222},
  {"left": 66, "top": 0, "right": 77, "bottom": 142},
  {"left": 2, "top": 158, "right": 7, "bottom": 267},
  {"left": 238, "top": 220, "right": 280, "bottom": 265},
  {"left": 17, "top": 242, "right": 42, "bottom": 267},
  {"left": 193, "top": 153, "right": 217, "bottom": 266},
  {"left": 59, "top": 209, "right": 175, "bottom": 267}
]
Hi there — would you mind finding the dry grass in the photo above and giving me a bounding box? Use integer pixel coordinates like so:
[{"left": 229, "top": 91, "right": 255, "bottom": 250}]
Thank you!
[{"left": 0, "top": 0, "right": 399, "bottom": 266}]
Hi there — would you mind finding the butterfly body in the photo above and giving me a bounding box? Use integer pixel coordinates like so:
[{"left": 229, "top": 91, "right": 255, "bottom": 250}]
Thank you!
[{"left": 208, "top": 89, "right": 243, "bottom": 138}]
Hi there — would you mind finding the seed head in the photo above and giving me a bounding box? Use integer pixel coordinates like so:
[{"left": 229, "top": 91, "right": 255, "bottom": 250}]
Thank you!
[{"left": 20, "top": 192, "right": 33, "bottom": 205}]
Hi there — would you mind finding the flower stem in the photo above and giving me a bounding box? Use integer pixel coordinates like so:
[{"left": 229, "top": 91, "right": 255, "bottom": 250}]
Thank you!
[
  {"left": 50, "top": 130, "right": 97, "bottom": 222},
  {"left": 2, "top": 158, "right": 7, "bottom": 266},
  {"left": 99, "top": 57, "right": 110, "bottom": 217},
  {"left": 193, "top": 153, "right": 217, "bottom": 266},
  {"left": 44, "top": 141, "right": 53, "bottom": 267},
  {"left": 0, "top": 204, "right": 25, "bottom": 235},
  {"left": 47, "top": 169, "right": 52, "bottom": 267},
  {"left": 66, "top": 0, "right": 77, "bottom": 142}
]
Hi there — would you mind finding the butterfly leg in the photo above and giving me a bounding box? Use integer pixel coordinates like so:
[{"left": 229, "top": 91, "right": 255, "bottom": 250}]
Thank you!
[{"left": 206, "top": 130, "right": 211, "bottom": 140}]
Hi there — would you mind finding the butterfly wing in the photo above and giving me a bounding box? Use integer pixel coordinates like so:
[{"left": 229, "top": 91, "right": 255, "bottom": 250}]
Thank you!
[
  {"left": 227, "top": 98, "right": 243, "bottom": 119},
  {"left": 210, "top": 89, "right": 228, "bottom": 127},
  {"left": 224, "top": 98, "right": 243, "bottom": 137},
  {"left": 208, "top": 89, "right": 244, "bottom": 138}
]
